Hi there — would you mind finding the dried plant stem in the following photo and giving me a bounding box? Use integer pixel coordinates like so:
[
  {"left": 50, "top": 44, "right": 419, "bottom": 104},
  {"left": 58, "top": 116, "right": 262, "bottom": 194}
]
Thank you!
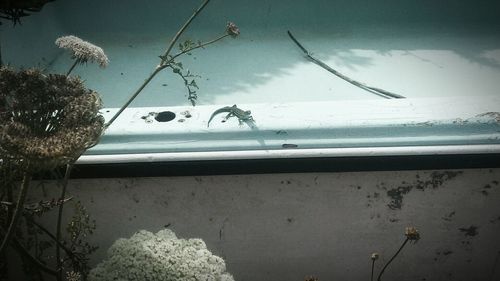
[
  {"left": 27, "top": 218, "right": 76, "bottom": 260},
  {"left": 12, "top": 238, "right": 58, "bottom": 276},
  {"left": 66, "top": 60, "right": 79, "bottom": 76},
  {"left": 105, "top": 67, "right": 162, "bottom": 127},
  {"left": 287, "top": 30, "right": 405, "bottom": 99},
  {"left": 106, "top": 33, "right": 227, "bottom": 127},
  {"left": 371, "top": 259, "right": 376, "bottom": 281},
  {"left": 376, "top": 238, "right": 409, "bottom": 281},
  {"left": 6, "top": 178, "right": 14, "bottom": 224},
  {"left": 0, "top": 35, "right": 3, "bottom": 67},
  {"left": 0, "top": 170, "right": 32, "bottom": 255},
  {"left": 161, "top": 0, "right": 211, "bottom": 65},
  {"left": 1, "top": 162, "right": 17, "bottom": 222},
  {"left": 169, "top": 33, "right": 230, "bottom": 63},
  {"left": 55, "top": 163, "right": 73, "bottom": 281},
  {"left": 105, "top": 0, "right": 213, "bottom": 128}
]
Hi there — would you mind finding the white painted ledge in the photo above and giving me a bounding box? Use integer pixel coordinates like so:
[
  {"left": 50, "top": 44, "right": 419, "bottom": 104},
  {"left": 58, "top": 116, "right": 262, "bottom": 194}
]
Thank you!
[{"left": 80, "top": 96, "right": 500, "bottom": 163}]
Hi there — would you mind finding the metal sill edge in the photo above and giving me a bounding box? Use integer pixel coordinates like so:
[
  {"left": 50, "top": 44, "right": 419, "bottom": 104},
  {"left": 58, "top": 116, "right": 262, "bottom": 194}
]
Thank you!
[{"left": 78, "top": 144, "right": 500, "bottom": 164}]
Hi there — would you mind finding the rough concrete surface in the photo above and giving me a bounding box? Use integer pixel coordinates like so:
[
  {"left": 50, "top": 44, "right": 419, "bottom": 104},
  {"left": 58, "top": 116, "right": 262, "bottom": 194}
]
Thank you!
[{"left": 23, "top": 168, "right": 500, "bottom": 281}]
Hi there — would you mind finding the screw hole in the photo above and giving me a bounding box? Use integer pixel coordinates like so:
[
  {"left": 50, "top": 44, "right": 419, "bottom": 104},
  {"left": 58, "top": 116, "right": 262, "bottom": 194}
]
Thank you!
[{"left": 155, "top": 111, "right": 176, "bottom": 122}]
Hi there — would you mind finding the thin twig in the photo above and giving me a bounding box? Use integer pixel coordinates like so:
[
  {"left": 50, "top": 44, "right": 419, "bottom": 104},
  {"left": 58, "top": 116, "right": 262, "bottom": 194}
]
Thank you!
[
  {"left": 6, "top": 175, "right": 14, "bottom": 223},
  {"left": 66, "top": 60, "right": 79, "bottom": 76},
  {"left": 169, "top": 33, "right": 230, "bottom": 63},
  {"left": 11, "top": 238, "right": 58, "bottom": 276},
  {"left": 26, "top": 218, "right": 77, "bottom": 260},
  {"left": 371, "top": 259, "right": 375, "bottom": 281},
  {"left": 160, "top": 0, "right": 212, "bottom": 65},
  {"left": 0, "top": 169, "right": 31, "bottom": 255},
  {"left": 287, "top": 30, "right": 405, "bottom": 99},
  {"left": 56, "top": 163, "right": 73, "bottom": 281},
  {"left": 1, "top": 197, "right": 73, "bottom": 211},
  {"left": 104, "top": 0, "right": 214, "bottom": 128},
  {"left": 376, "top": 238, "right": 409, "bottom": 281},
  {"left": 0, "top": 34, "right": 3, "bottom": 67},
  {"left": 104, "top": 67, "right": 162, "bottom": 128}
]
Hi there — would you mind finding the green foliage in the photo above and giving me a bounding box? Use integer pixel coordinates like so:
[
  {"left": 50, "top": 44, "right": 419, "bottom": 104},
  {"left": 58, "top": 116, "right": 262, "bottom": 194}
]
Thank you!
[
  {"left": 64, "top": 201, "right": 98, "bottom": 276},
  {"left": 178, "top": 39, "right": 202, "bottom": 54},
  {"left": 169, "top": 60, "right": 200, "bottom": 106}
]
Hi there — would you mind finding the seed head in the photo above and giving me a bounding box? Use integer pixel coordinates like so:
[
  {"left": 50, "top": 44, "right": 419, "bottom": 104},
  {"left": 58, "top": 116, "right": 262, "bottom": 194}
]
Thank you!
[
  {"left": 226, "top": 22, "right": 240, "bottom": 37},
  {"left": 55, "top": 35, "right": 109, "bottom": 67},
  {"left": 66, "top": 271, "right": 82, "bottom": 281},
  {"left": 405, "top": 226, "right": 420, "bottom": 241},
  {"left": 0, "top": 67, "right": 104, "bottom": 169}
]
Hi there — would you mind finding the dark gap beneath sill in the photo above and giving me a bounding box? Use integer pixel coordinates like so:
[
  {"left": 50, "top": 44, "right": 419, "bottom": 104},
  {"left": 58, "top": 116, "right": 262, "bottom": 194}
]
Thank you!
[{"left": 33, "top": 153, "right": 500, "bottom": 179}]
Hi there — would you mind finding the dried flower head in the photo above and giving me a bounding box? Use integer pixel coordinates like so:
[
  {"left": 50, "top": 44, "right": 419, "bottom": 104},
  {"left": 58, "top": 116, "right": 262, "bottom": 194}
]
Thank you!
[
  {"left": 55, "top": 35, "right": 109, "bottom": 67},
  {"left": 226, "top": 22, "right": 240, "bottom": 37},
  {"left": 371, "top": 252, "right": 380, "bottom": 260},
  {"left": 66, "top": 271, "right": 82, "bottom": 281},
  {"left": 405, "top": 226, "right": 420, "bottom": 241},
  {"left": 0, "top": 67, "right": 104, "bottom": 169}
]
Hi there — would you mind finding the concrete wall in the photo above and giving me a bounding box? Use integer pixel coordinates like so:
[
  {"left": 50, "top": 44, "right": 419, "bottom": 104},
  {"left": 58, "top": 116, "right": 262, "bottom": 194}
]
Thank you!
[{"left": 26, "top": 168, "right": 500, "bottom": 281}]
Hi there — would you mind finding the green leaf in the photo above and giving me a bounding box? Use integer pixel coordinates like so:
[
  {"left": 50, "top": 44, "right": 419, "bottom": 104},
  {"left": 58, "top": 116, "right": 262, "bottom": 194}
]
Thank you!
[{"left": 189, "top": 80, "right": 198, "bottom": 89}]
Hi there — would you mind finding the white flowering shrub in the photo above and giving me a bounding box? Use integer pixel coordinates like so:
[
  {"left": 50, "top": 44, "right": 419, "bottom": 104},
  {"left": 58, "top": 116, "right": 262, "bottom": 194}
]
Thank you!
[{"left": 89, "top": 229, "right": 235, "bottom": 281}]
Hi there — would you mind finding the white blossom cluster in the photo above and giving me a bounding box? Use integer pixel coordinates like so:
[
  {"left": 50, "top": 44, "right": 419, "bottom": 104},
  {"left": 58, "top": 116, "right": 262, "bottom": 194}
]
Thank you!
[
  {"left": 55, "top": 35, "right": 109, "bottom": 67},
  {"left": 89, "top": 229, "right": 235, "bottom": 281}
]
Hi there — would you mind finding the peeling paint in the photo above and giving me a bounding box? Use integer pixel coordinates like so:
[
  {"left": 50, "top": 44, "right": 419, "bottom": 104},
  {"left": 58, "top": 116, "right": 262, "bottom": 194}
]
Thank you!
[
  {"left": 434, "top": 250, "right": 454, "bottom": 262},
  {"left": 366, "top": 191, "right": 383, "bottom": 208},
  {"left": 490, "top": 216, "right": 500, "bottom": 224},
  {"left": 414, "top": 121, "right": 435, "bottom": 127},
  {"left": 386, "top": 171, "right": 463, "bottom": 210},
  {"left": 442, "top": 211, "right": 456, "bottom": 222},
  {"left": 452, "top": 118, "right": 469, "bottom": 125},
  {"left": 482, "top": 180, "right": 499, "bottom": 196},
  {"left": 475, "top": 112, "right": 500, "bottom": 123},
  {"left": 459, "top": 226, "right": 479, "bottom": 237},
  {"left": 387, "top": 186, "right": 413, "bottom": 210},
  {"left": 415, "top": 171, "right": 463, "bottom": 190}
]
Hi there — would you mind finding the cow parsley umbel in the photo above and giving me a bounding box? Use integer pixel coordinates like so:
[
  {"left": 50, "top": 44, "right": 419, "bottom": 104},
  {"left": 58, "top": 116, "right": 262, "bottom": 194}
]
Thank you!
[
  {"left": 55, "top": 35, "right": 109, "bottom": 75},
  {"left": 89, "top": 229, "right": 234, "bottom": 281},
  {"left": 0, "top": 67, "right": 104, "bottom": 169},
  {"left": 0, "top": 66, "right": 104, "bottom": 263}
]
